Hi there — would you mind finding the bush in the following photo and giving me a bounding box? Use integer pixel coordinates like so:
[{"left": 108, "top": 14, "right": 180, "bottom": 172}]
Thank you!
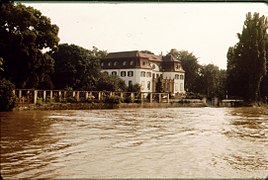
[
  {"left": 103, "top": 95, "right": 121, "bottom": 104},
  {"left": 66, "top": 97, "right": 77, "bottom": 103},
  {"left": 0, "top": 79, "right": 16, "bottom": 111},
  {"left": 123, "top": 96, "right": 132, "bottom": 103}
]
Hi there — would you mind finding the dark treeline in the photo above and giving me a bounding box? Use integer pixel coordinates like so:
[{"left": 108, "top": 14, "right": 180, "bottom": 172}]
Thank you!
[
  {"left": 167, "top": 49, "right": 227, "bottom": 99},
  {"left": 227, "top": 12, "right": 268, "bottom": 103},
  {"left": 0, "top": 2, "right": 137, "bottom": 94},
  {"left": 1, "top": 3, "right": 267, "bottom": 111}
]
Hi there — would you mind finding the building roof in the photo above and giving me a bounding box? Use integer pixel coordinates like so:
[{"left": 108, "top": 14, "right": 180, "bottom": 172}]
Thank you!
[
  {"left": 105, "top": 51, "right": 139, "bottom": 59},
  {"left": 162, "top": 54, "right": 181, "bottom": 62},
  {"left": 105, "top": 50, "right": 162, "bottom": 62}
]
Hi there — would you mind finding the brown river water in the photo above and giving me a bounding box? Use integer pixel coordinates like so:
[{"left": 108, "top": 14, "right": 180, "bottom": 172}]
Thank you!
[{"left": 1, "top": 107, "right": 268, "bottom": 179}]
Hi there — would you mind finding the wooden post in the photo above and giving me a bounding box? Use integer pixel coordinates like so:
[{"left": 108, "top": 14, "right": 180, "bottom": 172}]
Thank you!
[
  {"left": 159, "top": 93, "right": 162, "bottom": 103},
  {"left": 34, "top": 90, "right": 38, "bottom": 104},
  {"left": 58, "top": 91, "right": 62, "bottom": 102},
  {"left": 76, "top": 91, "right": 80, "bottom": 101},
  {"left": 85, "top": 92, "right": 89, "bottom": 99},
  {"left": 50, "top": 91, "right": 53, "bottom": 102},
  {"left": 98, "top": 92, "right": 101, "bottom": 101},
  {"left": 120, "top": 92, "right": 124, "bottom": 99},
  {"left": 167, "top": 93, "right": 170, "bottom": 103},
  {"left": 43, "top": 91, "right": 46, "bottom": 102},
  {"left": 73, "top": 91, "right": 76, "bottom": 98},
  {"left": 64, "top": 91, "right": 67, "bottom": 100},
  {"left": 140, "top": 92, "right": 144, "bottom": 103},
  {"left": 18, "top": 90, "right": 22, "bottom": 103},
  {"left": 149, "top": 93, "right": 153, "bottom": 103},
  {"left": 130, "top": 92, "right": 134, "bottom": 103}
]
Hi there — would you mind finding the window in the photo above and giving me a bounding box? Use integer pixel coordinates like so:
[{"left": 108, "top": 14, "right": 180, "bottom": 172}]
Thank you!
[
  {"left": 143, "top": 61, "right": 146, "bottom": 66},
  {"left": 114, "top": 61, "right": 117, "bottom": 66},
  {"left": 175, "top": 84, "right": 179, "bottom": 91},
  {"left": 140, "top": 71, "right": 146, "bottom": 77},
  {"left": 180, "top": 83, "right": 183, "bottom": 91},
  {"left": 147, "top": 72, "right": 151, "bottom": 77},
  {"left": 128, "top": 81, "right": 132, "bottom": 87},
  {"left": 121, "top": 71, "right": 126, "bottom": 77},
  {"left": 108, "top": 62, "right": 111, "bottom": 66},
  {"left": 141, "top": 81, "right": 145, "bottom": 90},
  {"left": 175, "top": 74, "right": 179, "bottom": 79},
  {"left": 130, "top": 60, "right": 134, "bottom": 65},
  {"left": 123, "top": 61, "right": 126, "bottom": 66},
  {"left": 128, "top": 71, "right": 134, "bottom": 77},
  {"left": 147, "top": 81, "right": 151, "bottom": 90},
  {"left": 101, "top": 62, "right": 104, "bottom": 67},
  {"left": 180, "top": 75, "right": 184, "bottom": 80},
  {"left": 111, "top": 71, "right": 117, "bottom": 76}
]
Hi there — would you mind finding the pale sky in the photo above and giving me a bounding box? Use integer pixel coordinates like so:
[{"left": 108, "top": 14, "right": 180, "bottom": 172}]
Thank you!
[{"left": 25, "top": 2, "right": 268, "bottom": 69}]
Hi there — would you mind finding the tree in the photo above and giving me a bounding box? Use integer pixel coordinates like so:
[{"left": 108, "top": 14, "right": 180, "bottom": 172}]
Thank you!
[
  {"left": 0, "top": 57, "right": 3, "bottom": 73},
  {"left": 167, "top": 49, "right": 200, "bottom": 92},
  {"left": 197, "top": 64, "right": 226, "bottom": 99},
  {"left": 51, "top": 44, "right": 106, "bottom": 90},
  {"left": 226, "top": 12, "right": 268, "bottom": 102},
  {"left": 96, "top": 72, "right": 127, "bottom": 92},
  {"left": 0, "top": 3, "right": 59, "bottom": 88},
  {"left": 155, "top": 77, "right": 163, "bottom": 93},
  {"left": 128, "top": 83, "right": 141, "bottom": 92},
  {"left": 0, "top": 79, "right": 16, "bottom": 111},
  {"left": 260, "top": 38, "right": 268, "bottom": 100}
]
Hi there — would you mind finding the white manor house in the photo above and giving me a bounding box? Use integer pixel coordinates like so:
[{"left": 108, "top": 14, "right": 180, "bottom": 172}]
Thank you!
[{"left": 100, "top": 50, "right": 185, "bottom": 96}]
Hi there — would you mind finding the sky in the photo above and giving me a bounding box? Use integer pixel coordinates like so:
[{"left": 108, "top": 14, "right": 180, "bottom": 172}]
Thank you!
[{"left": 24, "top": 2, "right": 268, "bottom": 69}]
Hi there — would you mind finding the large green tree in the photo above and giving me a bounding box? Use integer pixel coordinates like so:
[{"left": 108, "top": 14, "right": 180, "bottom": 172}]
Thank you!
[
  {"left": 96, "top": 72, "right": 127, "bottom": 92},
  {"left": 51, "top": 44, "right": 107, "bottom": 90},
  {"left": 0, "top": 3, "right": 59, "bottom": 88},
  {"left": 227, "top": 12, "right": 268, "bottom": 102},
  {"left": 197, "top": 64, "right": 226, "bottom": 99},
  {"left": 167, "top": 49, "right": 200, "bottom": 92}
]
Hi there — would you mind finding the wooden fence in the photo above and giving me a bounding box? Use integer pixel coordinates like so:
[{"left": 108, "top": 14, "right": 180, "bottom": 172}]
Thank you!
[{"left": 13, "top": 89, "right": 170, "bottom": 104}]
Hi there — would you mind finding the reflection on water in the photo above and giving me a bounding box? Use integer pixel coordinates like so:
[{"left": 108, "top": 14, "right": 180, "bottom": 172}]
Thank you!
[{"left": 1, "top": 107, "right": 267, "bottom": 178}]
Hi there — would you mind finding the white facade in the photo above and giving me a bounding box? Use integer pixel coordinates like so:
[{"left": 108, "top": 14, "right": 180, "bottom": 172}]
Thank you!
[
  {"left": 102, "top": 68, "right": 154, "bottom": 92},
  {"left": 162, "top": 72, "right": 185, "bottom": 92},
  {"left": 101, "top": 51, "right": 185, "bottom": 95}
]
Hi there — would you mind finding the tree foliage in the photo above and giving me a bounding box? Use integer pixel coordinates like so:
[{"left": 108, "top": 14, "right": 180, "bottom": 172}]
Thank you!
[
  {"left": 0, "top": 3, "right": 59, "bottom": 88},
  {"left": 227, "top": 12, "right": 268, "bottom": 102},
  {"left": 51, "top": 44, "right": 107, "bottom": 90},
  {"left": 197, "top": 64, "right": 226, "bottom": 99},
  {"left": 167, "top": 49, "right": 200, "bottom": 92},
  {"left": 96, "top": 72, "right": 127, "bottom": 92},
  {"left": 0, "top": 78, "right": 16, "bottom": 111},
  {"left": 168, "top": 49, "right": 226, "bottom": 98}
]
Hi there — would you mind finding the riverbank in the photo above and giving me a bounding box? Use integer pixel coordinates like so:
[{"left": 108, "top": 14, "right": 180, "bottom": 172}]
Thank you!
[{"left": 13, "top": 101, "right": 207, "bottom": 111}]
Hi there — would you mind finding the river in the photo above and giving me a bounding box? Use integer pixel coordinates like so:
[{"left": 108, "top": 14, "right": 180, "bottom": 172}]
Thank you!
[{"left": 1, "top": 107, "right": 267, "bottom": 178}]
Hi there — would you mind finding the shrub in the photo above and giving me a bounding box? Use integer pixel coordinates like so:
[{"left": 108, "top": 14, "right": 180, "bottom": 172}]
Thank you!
[
  {"left": 66, "top": 97, "right": 77, "bottom": 103},
  {"left": 103, "top": 95, "right": 121, "bottom": 104},
  {"left": 123, "top": 96, "right": 132, "bottom": 103},
  {"left": 0, "top": 79, "right": 16, "bottom": 111}
]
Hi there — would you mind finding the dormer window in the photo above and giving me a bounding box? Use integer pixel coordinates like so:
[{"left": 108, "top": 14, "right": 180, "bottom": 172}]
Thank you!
[
  {"left": 114, "top": 61, "right": 117, "bottom": 66},
  {"left": 123, "top": 61, "right": 126, "bottom": 66},
  {"left": 108, "top": 62, "right": 111, "bottom": 66},
  {"left": 130, "top": 60, "right": 134, "bottom": 65},
  {"left": 101, "top": 62, "right": 104, "bottom": 67}
]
